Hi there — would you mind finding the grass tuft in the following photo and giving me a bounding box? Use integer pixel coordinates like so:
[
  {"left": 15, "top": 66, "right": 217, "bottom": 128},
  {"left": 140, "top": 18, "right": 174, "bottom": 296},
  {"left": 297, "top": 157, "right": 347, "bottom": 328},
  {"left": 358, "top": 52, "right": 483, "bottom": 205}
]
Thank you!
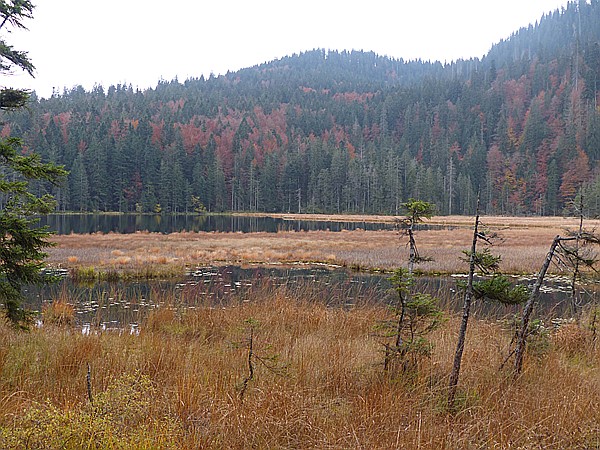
[{"left": 42, "top": 299, "right": 75, "bottom": 327}]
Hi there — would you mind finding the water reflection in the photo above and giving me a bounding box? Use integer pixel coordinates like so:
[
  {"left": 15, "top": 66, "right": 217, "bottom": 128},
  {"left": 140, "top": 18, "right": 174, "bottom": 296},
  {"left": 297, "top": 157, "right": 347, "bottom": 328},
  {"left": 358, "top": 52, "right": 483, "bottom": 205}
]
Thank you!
[
  {"left": 37, "top": 213, "right": 398, "bottom": 234},
  {"left": 24, "top": 266, "right": 600, "bottom": 332}
]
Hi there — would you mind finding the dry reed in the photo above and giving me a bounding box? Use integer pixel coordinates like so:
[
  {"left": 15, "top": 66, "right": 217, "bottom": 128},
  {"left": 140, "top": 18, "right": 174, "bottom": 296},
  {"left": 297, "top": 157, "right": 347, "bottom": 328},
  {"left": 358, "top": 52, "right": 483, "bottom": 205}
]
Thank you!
[
  {"left": 5, "top": 214, "right": 599, "bottom": 447},
  {"left": 46, "top": 214, "right": 593, "bottom": 279},
  {"left": 2, "top": 282, "right": 600, "bottom": 448}
]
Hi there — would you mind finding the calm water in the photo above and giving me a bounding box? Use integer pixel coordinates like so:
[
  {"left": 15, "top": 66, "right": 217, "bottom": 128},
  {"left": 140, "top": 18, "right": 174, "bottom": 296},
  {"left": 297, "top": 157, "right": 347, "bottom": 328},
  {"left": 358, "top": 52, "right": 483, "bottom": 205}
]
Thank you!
[
  {"left": 25, "top": 266, "right": 599, "bottom": 332},
  {"left": 25, "top": 266, "right": 391, "bottom": 331},
  {"left": 37, "top": 213, "right": 396, "bottom": 234},
  {"left": 25, "top": 214, "right": 599, "bottom": 331}
]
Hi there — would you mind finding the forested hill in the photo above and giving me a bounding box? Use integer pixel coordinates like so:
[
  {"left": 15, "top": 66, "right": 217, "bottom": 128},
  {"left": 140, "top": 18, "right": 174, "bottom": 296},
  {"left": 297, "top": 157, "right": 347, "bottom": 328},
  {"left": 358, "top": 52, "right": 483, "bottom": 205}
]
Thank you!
[{"left": 6, "top": 0, "right": 600, "bottom": 216}]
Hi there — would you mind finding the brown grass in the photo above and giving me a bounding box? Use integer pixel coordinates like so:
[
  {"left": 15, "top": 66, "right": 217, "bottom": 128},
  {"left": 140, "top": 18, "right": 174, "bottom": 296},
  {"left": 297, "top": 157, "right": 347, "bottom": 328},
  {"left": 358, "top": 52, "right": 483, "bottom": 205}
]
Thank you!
[
  {"left": 2, "top": 283, "right": 600, "bottom": 448},
  {"left": 46, "top": 214, "right": 597, "bottom": 278},
  {"left": 41, "top": 299, "right": 75, "bottom": 327}
]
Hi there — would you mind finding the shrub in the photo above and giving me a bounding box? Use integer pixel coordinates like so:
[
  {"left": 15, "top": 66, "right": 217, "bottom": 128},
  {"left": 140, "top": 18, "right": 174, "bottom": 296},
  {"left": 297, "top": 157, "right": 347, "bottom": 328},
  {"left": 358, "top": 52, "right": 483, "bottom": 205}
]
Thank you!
[{"left": 0, "top": 372, "right": 182, "bottom": 449}]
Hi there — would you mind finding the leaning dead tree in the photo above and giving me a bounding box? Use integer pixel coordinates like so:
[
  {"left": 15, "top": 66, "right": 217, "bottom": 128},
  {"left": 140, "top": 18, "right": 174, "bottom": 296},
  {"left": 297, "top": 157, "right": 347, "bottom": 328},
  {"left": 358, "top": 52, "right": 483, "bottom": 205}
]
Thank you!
[
  {"left": 513, "top": 235, "right": 573, "bottom": 375},
  {"left": 447, "top": 198, "right": 481, "bottom": 410},
  {"left": 514, "top": 228, "right": 600, "bottom": 376}
]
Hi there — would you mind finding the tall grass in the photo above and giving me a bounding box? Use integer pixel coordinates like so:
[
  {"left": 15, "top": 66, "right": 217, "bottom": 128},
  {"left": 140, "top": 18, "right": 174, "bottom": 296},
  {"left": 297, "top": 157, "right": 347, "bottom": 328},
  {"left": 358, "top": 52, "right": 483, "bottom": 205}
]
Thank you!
[
  {"left": 2, "top": 282, "right": 600, "bottom": 448},
  {"left": 48, "top": 221, "right": 592, "bottom": 279}
]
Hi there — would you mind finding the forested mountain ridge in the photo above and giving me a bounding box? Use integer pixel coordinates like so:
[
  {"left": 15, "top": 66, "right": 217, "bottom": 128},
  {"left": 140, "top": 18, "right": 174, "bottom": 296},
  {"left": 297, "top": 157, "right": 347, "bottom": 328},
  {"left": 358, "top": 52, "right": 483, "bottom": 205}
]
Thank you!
[{"left": 5, "top": 0, "right": 600, "bottom": 216}]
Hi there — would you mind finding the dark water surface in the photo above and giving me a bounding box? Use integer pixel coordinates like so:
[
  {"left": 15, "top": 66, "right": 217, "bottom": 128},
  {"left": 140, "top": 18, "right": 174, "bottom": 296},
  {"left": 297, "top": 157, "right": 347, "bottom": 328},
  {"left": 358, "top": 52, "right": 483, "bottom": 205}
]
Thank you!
[
  {"left": 37, "top": 213, "right": 396, "bottom": 234},
  {"left": 25, "top": 266, "right": 600, "bottom": 332}
]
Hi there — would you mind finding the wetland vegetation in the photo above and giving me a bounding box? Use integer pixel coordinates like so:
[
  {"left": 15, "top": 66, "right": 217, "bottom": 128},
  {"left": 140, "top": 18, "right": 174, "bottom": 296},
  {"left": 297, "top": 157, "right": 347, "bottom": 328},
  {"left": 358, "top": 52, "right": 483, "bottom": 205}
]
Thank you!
[
  {"left": 45, "top": 213, "right": 600, "bottom": 278},
  {"left": 2, "top": 214, "right": 600, "bottom": 448},
  {"left": 4, "top": 277, "right": 600, "bottom": 448},
  {"left": 3, "top": 0, "right": 600, "bottom": 446}
]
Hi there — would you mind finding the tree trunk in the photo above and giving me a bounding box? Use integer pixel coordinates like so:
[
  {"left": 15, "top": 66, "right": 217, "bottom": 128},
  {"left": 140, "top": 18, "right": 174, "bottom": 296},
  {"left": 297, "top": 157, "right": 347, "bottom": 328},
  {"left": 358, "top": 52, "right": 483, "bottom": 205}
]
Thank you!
[
  {"left": 513, "top": 235, "right": 562, "bottom": 376},
  {"left": 408, "top": 223, "right": 416, "bottom": 275},
  {"left": 570, "top": 195, "right": 584, "bottom": 315},
  {"left": 448, "top": 196, "right": 480, "bottom": 409},
  {"left": 396, "top": 224, "right": 415, "bottom": 353}
]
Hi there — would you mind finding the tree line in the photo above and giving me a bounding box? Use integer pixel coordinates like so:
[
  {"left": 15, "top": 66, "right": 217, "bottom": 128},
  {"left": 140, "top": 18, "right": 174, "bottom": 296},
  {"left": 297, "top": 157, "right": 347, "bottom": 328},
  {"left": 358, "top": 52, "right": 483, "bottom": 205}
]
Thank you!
[{"left": 5, "top": 0, "right": 600, "bottom": 217}]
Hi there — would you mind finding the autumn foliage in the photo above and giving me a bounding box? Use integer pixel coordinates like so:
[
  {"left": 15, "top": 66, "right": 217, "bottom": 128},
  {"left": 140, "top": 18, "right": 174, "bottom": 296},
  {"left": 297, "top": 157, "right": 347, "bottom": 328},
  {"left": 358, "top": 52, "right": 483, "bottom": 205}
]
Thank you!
[{"left": 8, "top": 2, "right": 600, "bottom": 215}]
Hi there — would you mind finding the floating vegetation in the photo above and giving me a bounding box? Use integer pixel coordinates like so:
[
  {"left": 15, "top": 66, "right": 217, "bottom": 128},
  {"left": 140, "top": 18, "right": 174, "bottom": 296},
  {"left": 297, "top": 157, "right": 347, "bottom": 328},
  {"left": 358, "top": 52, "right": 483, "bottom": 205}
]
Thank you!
[{"left": 23, "top": 265, "right": 600, "bottom": 335}]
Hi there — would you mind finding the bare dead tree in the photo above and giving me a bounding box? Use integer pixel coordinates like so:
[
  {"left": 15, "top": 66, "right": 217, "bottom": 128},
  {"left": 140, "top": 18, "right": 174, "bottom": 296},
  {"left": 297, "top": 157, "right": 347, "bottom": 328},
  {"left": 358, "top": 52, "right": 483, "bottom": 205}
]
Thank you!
[
  {"left": 238, "top": 319, "right": 288, "bottom": 401},
  {"left": 239, "top": 326, "right": 255, "bottom": 401},
  {"left": 87, "top": 363, "right": 93, "bottom": 404},
  {"left": 448, "top": 195, "right": 481, "bottom": 410},
  {"left": 448, "top": 194, "right": 527, "bottom": 408},
  {"left": 572, "top": 197, "right": 585, "bottom": 310},
  {"left": 512, "top": 200, "right": 600, "bottom": 376},
  {"left": 513, "top": 235, "right": 571, "bottom": 376}
]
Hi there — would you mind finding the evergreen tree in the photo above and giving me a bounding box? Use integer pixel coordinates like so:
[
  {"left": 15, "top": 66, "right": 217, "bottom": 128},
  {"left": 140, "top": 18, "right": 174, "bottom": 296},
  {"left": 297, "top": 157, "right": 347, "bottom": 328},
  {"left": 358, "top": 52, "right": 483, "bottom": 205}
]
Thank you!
[
  {"left": 0, "top": 3, "right": 599, "bottom": 217},
  {"left": 0, "top": 1, "right": 67, "bottom": 325},
  {"left": 69, "top": 152, "right": 89, "bottom": 211}
]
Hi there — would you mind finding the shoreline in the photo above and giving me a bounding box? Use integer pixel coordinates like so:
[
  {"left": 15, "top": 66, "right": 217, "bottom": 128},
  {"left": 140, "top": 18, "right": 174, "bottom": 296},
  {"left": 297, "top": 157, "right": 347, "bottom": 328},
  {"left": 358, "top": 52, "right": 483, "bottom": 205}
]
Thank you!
[{"left": 237, "top": 212, "right": 600, "bottom": 229}]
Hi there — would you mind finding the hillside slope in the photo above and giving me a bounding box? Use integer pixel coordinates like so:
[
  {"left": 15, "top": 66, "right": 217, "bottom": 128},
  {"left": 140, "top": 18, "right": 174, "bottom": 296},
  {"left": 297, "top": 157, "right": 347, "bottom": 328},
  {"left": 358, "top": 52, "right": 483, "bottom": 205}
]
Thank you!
[{"left": 6, "top": 0, "right": 600, "bottom": 216}]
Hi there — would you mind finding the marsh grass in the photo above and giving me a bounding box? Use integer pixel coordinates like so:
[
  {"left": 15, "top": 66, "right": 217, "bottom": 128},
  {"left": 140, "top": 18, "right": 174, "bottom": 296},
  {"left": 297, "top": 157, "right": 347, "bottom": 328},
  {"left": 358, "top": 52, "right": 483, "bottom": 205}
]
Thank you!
[
  {"left": 70, "top": 263, "right": 185, "bottom": 282},
  {"left": 42, "top": 299, "right": 75, "bottom": 327},
  {"left": 48, "top": 216, "right": 594, "bottom": 279},
  {"left": 2, "top": 282, "right": 600, "bottom": 448}
]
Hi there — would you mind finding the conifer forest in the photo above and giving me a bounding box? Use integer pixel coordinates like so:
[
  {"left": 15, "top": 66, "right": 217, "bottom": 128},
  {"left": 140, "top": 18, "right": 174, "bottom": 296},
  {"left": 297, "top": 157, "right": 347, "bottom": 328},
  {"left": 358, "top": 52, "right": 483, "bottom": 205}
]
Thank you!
[{"left": 6, "top": 1, "right": 600, "bottom": 216}]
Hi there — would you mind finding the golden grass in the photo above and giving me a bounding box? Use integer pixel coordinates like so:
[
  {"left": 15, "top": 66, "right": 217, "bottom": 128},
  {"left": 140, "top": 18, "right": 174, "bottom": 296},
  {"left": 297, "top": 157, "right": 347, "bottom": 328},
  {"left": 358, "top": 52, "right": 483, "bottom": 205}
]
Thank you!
[
  {"left": 46, "top": 214, "right": 598, "bottom": 278},
  {"left": 2, "top": 283, "right": 600, "bottom": 448},
  {"left": 41, "top": 299, "right": 75, "bottom": 327}
]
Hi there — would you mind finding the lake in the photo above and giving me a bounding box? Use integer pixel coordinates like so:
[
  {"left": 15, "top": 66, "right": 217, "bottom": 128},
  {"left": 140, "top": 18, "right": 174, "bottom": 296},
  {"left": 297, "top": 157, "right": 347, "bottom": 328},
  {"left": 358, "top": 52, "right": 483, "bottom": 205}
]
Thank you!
[
  {"left": 25, "top": 265, "right": 598, "bottom": 333},
  {"left": 37, "top": 213, "right": 396, "bottom": 234}
]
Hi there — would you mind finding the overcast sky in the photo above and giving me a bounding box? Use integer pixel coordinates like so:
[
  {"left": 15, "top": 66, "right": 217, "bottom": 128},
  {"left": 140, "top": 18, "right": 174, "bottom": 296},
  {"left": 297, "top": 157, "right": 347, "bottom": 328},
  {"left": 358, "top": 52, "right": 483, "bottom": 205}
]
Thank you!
[{"left": 5, "top": 0, "right": 571, "bottom": 98}]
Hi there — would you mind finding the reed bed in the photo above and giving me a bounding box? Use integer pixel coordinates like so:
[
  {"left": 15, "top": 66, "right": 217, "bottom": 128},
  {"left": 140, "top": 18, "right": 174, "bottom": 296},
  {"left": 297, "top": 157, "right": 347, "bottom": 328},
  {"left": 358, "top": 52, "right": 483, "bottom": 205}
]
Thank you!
[
  {"left": 2, "top": 282, "right": 600, "bottom": 448},
  {"left": 48, "top": 217, "right": 591, "bottom": 278}
]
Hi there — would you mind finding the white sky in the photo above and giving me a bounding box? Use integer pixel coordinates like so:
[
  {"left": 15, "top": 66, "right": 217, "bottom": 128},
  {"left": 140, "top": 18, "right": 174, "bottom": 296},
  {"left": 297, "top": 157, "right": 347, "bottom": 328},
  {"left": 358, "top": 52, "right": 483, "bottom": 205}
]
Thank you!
[{"left": 5, "top": 0, "right": 571, "bottom": 98}]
